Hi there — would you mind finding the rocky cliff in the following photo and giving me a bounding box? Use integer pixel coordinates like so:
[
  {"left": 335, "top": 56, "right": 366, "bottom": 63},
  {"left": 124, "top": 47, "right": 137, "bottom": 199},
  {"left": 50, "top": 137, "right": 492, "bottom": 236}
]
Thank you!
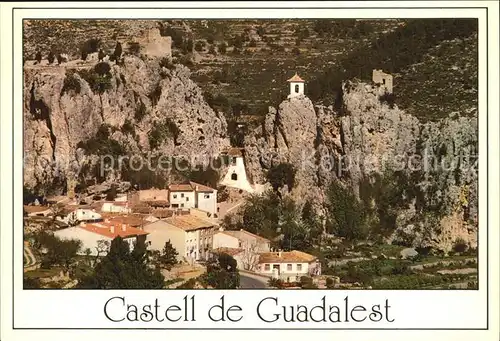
[
  {"left": 24, "top": 56, "right": 230, "bottom": 192},
  {"left": 244, "top": 81, "right": 478, "bottom": 251}
]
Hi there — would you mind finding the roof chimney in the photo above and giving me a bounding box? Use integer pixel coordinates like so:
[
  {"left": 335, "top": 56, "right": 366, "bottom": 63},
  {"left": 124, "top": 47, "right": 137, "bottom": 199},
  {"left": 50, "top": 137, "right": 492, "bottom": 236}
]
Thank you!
[
  {"left": 79, "top": 222, "right": 86, "bottom": 227},
  {"left": 110, "top": 225, "right": 115, "bottom": 234},
  {"left": 195, "top": 185, "right": 199, "bottom": 191},
  {"left": 219, "top": 227, "right": 224, "bottom": 232},
  {"left": 278, "top": 251, "right": 282, "bottom": 258},
  {"left": 122, "top": 224, "right": 127, "bottom": 232}
]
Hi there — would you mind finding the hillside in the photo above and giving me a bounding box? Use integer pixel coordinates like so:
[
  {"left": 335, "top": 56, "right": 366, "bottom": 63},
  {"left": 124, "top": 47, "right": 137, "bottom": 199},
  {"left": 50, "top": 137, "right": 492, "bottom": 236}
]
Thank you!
[{"left": 24, "top": 19, "right": 477, "bottom": 125}]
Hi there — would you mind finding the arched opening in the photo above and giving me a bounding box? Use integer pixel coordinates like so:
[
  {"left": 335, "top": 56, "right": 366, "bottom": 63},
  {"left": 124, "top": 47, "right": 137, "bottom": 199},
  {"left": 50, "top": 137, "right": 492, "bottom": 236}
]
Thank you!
[
  {"left": 295, "top": 84, "right": 300, "bottom": 93},
  {"left": 231, "top": 173, "right": 238, "bottom": 181}
]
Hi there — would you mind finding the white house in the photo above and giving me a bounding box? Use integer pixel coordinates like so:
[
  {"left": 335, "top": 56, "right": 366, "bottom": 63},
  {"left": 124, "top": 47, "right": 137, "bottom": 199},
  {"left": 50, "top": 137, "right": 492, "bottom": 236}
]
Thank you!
[
  {"left": 287, "top": 73, "right": 305, "bottom": 99},
  {"left": 220, "top": 148, "right": 254, "bottom": 193},
  {"left": 54, "top": 221, "right": 149, "bottom": 256},
  {"left": 101, "top": 201, "right": 132, "bottom": 214},
  {"left": 143, "top": 214, "right": 219, "bottom": 263},
  {"left": 64, "top": 208, "right": 102, "bottom": 225},
  {"left": 168, "top": 182, "right": 218, "bottom": 216},
  {"left": 257, "top": 250, "right": 321, "bottom": 283},
  {"left": 212, "top": 229, "right": 271, "bottom": 271}
]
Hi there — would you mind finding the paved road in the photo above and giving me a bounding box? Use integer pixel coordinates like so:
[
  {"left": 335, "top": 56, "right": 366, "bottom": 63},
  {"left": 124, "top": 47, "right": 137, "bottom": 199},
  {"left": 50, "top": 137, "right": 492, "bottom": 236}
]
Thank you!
[{"left": 239, "top": 272, "right": 268, "bottom": 289}]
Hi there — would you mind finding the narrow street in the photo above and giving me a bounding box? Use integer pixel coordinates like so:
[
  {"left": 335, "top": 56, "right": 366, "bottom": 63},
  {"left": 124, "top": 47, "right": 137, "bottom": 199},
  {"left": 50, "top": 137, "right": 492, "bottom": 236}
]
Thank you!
[{"left": 239, "top": 272, "right": 268, "bottom": 289}]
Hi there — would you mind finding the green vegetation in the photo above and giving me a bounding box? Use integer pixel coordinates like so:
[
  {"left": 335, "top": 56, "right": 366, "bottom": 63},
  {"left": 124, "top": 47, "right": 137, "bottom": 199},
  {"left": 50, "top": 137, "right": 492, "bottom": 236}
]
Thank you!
[
  {"left": 77, "top": 62, "right": 113, "bottom": 94},
  {"left": 157, "top": 240, "right": 178, "bottom": 270},
  {"left": 76, "top": 124, "right": 125, "bottom": 157},
  {"left": 148, "top": 118, "right": 180, "bottom": 149},
  {"left": 77, "top": 237, "right": 164, "bottom": 289},
  {"left": 60, "top": 71, "right": 81, "bottom": 96},
  {"left": 266, "top": 163, "right": 296, "bottom": 192},
  {"left": 32, "top": 231, "right": 81, "bottom": 272},
  {"left": 200, "top": 253, "right": 240, "bottom": 289}
]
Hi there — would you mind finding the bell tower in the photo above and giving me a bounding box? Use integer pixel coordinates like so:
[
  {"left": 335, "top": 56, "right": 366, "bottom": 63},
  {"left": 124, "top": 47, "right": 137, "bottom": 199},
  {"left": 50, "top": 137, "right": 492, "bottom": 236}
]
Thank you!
[{"left": 287, "top": 73, "right": 305, "bottom": 98}]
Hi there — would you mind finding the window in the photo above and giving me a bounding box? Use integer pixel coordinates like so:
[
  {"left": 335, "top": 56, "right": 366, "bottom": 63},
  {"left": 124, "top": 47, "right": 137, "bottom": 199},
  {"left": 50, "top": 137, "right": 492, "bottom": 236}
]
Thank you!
[
  {"left": 231, "top": 173, "right": 238, "bottom": 181},
  {"left": 296, "top": 264, "right": 302, "bottom": 271},
  {"left": 295, "top": 84, "right": 299, "bottom": 93},
  {"left": 186, "top": 197, "right": 189, "bottom": 201},
  {"left": 173, "top": 194, "right": 177, "bottom": 199},
  {"left": 287, "top": 264, "right": 292, "bottom": 271},
  {"left": 383, "top": 79, "right": 386, "bottom": 85},
  {"left": 181, "top": 203, "right": 184, "bottom": 207},
  {"left": 238, "top": 241, "right": 242, "bottom": 248},
  {"left": 232, "top": 157, "right": 237, "bottom": 165},
  {"left": 204, "top": 194, "right": 210, "bottom": 199},
  {"left": 181, "top": 193, "right": 184, "bottom": 198},
  {"left": 264, "top": 264, "right": 270, "bottom": 271}
]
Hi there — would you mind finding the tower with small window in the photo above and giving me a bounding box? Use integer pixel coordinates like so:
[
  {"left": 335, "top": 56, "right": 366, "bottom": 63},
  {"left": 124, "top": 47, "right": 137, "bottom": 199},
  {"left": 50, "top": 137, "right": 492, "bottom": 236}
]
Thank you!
[{"left": 287, "top": 73, "right": 305, "bottom": 99}]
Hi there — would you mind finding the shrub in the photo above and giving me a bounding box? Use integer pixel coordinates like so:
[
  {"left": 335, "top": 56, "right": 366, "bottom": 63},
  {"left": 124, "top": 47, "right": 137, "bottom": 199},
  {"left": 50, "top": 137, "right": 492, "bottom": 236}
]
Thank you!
[
  {"left": 452, "top": 238, "right": 468, "bottom": 254},
  {"left": 35, "top": 51, "right": 42, "bottom": 63},
  {"left": 248, "top": 39, "right": 257, "bottom": 47},
  {"left": 194, "top": 40, "right": 205, "bottom": 52},
  {"left": 148, "top": 118, "right": 180, "bottom": 149},
  {"left": 47, "top": 51, "right": 55, "bottom": 64},
  {"left": 148, "top": 83, "right": 163, "bottom": 106},
  {"left": 121, "top": 119, "right": 135, "bottom": 136},
  {"left": 61, "top": 71, "right": 81, "bottom": 96},
  {"left": 292, "top": 47, "right": 300, "bottom": 55},
  {"left": 113, "top": 42, "right": 122, "bottom": 60},
  {"left": 379, "top": 92, "right": 397, "bottom": 108},
  {"left": 94, "top": 62, "right": 111, "bottom": 76},
  {"left": 134, "top": 100, "right": 147, "bottom": 121},
  {"left": 266, "top": 163, "right": 296, "bottom": 192},
  {"left": 218, "top": 42, "right": 227, "bottom": 54},
  {"left": 208, "top": 45, "right": 216, "bottom": 55},
  {"left": 128, "top": 42, "right": 141, "bottom": 55},
  {"left": 81, "top": 38, "right": 101, "bottom": 54},
  {"left": 77, "top": 68, "right": 112, "bottom": 94}
]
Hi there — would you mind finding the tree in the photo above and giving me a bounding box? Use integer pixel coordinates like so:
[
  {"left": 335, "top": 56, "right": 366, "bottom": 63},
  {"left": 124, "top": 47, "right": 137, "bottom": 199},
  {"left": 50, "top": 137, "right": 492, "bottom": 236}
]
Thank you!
[
  {"left": 202, "top": 253, "right": 240, "bottom": 289},
  {"left": 266, "top": 163, "right": 296, "bottom": 192},
  {"left": 105, "top": 185, "right": 117, "bottom": 201},
  {"left": 56, "top": 54, "right": 64, "bottom": 65},
  {"left": 158, "top": 240, "right": 178, "bottom": 270},
  {"left": 81, "top": 48, "right": 88, "bottom": 61},
  {"left": 47, "top": 51, "right": 55, "bottom": 64},
  {"left": 208, "top": 45, "right": 216, "bottom": 55},
  {"left": 78, "top": 236, "right": 165, "bottom": 289},
  {"left": 113, "top": 42, "right": 122, "bottom": 60},
  {"left": 98, "top": 49, "right": 105, "bottom": 62},
  {"left": 194, "top": 41, "right": 205, "bottom": 52},
  {"left": 35, "top": 51, "right": 42, "bottom": 64},
  {"left": 218, "top": 42, "right": 227, "bottom": 54},
  {"left": 240, "top": 242, "right": 259, "bottom": 271},
  {"left": 326, "top": 180, "right": 367, "bottom": 240},
  {"left": 34, "top": 231, "right": 81, "bottom": 272}
]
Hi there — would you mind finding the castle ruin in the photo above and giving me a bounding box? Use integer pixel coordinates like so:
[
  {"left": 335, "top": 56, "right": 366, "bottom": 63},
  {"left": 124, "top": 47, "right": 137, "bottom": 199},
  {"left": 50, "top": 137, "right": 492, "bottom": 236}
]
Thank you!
[
  {"left": 372, "top": 69, "right": 393, "bottom": 94},
  {"left": 127, "top": 28, "right": 172, "bottom": 59}
]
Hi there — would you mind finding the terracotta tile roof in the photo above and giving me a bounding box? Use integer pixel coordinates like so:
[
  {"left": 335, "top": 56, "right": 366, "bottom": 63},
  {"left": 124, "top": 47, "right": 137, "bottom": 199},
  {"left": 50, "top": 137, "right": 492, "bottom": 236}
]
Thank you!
[
  {"left": 168, "top": 182, "right": 215, "bottom": 193},
  {"left": 168, "top": 183, "right": 193, "bottom": 192},
  {"left": 189, "top": 181, "right": 215, "bottom": 193},
  {"left": 287, "top": 73, "right": 305, "bottom": 82},
  {"left": 164, "top": 214, "right": 216, "bottom": 231},
  {"left": 152, "top": 209, "right": 174, "bottom": 219},
  {"left": 79, "top": 221, "right": 148, "bottom": 239},
  {"left": 213, "top": 247, "right": 244, "bottom": 256},
  {"left": 221, "top": 229, "right": 270, "bottom": 243},
  {"left": 107, "top": 214, "right": 147, "bottom": 227},
  {"left": 23, "top": 205, "right": 52, "bottom": 214},
  {"left": 258, "top": 250, "right": 317, "bottom": 264}
]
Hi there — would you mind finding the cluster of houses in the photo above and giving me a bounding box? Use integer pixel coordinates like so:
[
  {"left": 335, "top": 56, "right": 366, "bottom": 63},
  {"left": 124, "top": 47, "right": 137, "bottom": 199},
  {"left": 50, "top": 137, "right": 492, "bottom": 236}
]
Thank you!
[{"left": 24, "top": 179, "right": 320, "bottom": 283}]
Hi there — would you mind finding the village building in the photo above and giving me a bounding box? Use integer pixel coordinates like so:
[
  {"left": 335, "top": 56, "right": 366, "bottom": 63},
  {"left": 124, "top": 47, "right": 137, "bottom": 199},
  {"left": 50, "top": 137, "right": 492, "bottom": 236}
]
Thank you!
[
  {"left": 143, "top": 213, "right": 219, "bottom": 262},
  {"left": 212, "top": 229, "right": 271, "bottom": 271},
  {"left": 287, "top": 73, "right": 305, "bottom": 99},
  {"left": 256, "top": 250, "right": 321, "bottom": 282},
  {"left": 54, "top": 220, "right": 148, "bottom": 256},
  {"left": 101, "top": 201, "right": 131, "bottom": 214},
  {"left": 220, "top": 148, "right": 254, "bottom": 193},
  {"left": 63, "top": 208, "right": 102, "bottom": 225},
  {"left": 168, "top": 182, "right": 218, "bottom": 216},
  {"left": 212, "top": 229, "right": 270, "bottom": 252}
]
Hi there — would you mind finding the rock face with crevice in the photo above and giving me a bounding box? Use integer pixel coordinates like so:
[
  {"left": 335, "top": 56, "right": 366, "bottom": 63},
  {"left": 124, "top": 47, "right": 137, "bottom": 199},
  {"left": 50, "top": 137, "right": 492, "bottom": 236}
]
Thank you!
[
  {"left": 23, "top": 56, "right": 230, "bottom": 192},
  {"left": 244, "top": 80, "right": 477, "bottom": 251}
]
